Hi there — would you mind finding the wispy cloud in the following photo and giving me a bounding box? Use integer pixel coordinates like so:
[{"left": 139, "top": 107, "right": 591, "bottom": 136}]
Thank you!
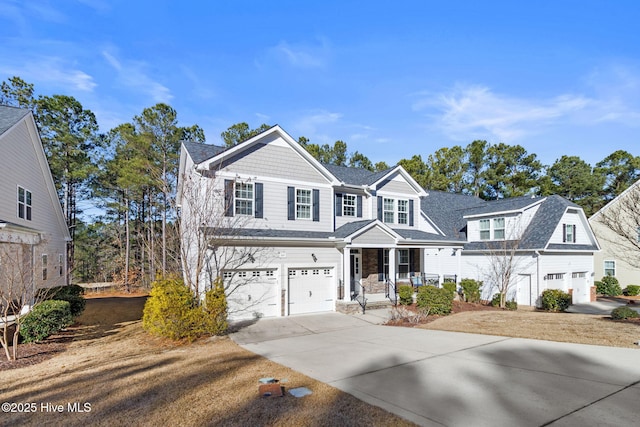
[
  {"left": 101, "top": 50, "right": 172, "bottom": 104},
  {"left": 264, "top": 38, "right": 331, "bottom": 69},
  {"left": 292, "top": 110, "right": 343, "bottom": 144},
  {"left": 0, "top": 56, "right": 97, "bottom": 92}
]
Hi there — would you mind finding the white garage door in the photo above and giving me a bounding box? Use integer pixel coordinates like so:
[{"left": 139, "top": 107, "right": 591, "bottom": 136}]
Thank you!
[
  {"left": 224, "top": 269, "right": 279, "bottom": 319},
  {"left": 288, "top": 268, "right": 334, "bottom": 315}
]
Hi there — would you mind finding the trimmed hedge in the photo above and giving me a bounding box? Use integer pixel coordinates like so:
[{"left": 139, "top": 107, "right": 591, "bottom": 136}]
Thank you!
[
  {"left": 397, "top": 285, "right": 413, "bottom": 306},
  {"left": 143, "top": 275, "right": 228, "bottom": 341},
  {"left": 541, "top": 289, "right": 571, "bottom": 312},
  {"left": 416, "top": 286, "right": 453, "bottom": 315},
  {"left": 596, "top": 276, "right": 622, "bottom": 296},
  {"left": 611, "top": 306, "right": 639, "bottom": 320},
  {"left": 38, "top": 285, "right": 86, "bottom": 317},
  {"left": 460, "top": 279, "right": 482, "bottom": 303},
  {"left": 442, "top": 281, "right": 457, "bottom": 298},
  {"left": 625, "top": 285, "right": 640, "bottom": 296},
  {"left": 20, "top": 300, "right": 73, "bottom": 343}
]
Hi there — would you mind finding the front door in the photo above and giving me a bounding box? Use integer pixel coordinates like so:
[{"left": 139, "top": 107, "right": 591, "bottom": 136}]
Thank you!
[
  {"left": 350, "top": 251, "right": 361, "bottom": 297},
  {"left": 516, "top": 274, "right": 533, "bottom": 306}
]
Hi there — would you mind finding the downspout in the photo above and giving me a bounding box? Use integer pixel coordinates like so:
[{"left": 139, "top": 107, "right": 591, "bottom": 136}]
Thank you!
[{"left": 534, "top": 250, "right": 541, "bottom": 307}]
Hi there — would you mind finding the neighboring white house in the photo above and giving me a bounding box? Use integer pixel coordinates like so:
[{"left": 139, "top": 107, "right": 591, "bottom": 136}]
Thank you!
[
  {"left": 589, "top": 179, "right": 640, "bottom": 287},
  {"left": 0, "top": 105, "right": 71, "bottom": 300},
  {"left": 177, "top": 125, "right": 600, "bottom": 320}
]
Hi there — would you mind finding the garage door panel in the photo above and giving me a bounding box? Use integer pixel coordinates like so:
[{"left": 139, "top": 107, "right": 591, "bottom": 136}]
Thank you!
[
  {"left": 288, "top": 268, "right": 334, "bottom": 315},
  {"left": 225, "top": 269, "right": 279, "bottom": 319}
]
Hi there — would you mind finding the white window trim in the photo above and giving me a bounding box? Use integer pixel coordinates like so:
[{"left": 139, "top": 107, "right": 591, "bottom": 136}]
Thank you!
[
  {"left": 604, "top": 260, "right": 616, "bottom": 277},
  {"left": 493, "top": 218, "right": 505, "bottom": 240},
  {"left": 383, "top": 198, "right": 395, "bottom": 223},
  {"left": 234, "top": 182, "right": 254, "bottom": 216},
  {"left": 563, "top": 223, "right": 576, "bottom": 243},
  {"left": 398, "top": 200, "right": 408, "bottom": 225},
  {"left": 479, "top": 219, "right": 490, "bottom": 240},
  {"left": 296, "top": 188, "right": 312, "bottom": 220},
  {"left": 17, "top": 185, "right": 32, "bottom": 221},
  {"left": 343, "top": 194, "right": 356, "bottom": 217}
]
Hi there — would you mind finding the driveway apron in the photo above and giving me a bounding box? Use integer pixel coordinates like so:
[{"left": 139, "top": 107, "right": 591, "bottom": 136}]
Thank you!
[{"left": 231, "top": 312, "right": 640, "bottom": 427}]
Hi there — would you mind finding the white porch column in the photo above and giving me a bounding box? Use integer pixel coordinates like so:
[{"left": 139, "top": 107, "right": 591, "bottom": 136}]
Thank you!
[
  {"left": 389, "top": 248, "right": 397, "bottom": 284},
  {"left": 343, "top": 247, "right": 351, "bottom": 300}
]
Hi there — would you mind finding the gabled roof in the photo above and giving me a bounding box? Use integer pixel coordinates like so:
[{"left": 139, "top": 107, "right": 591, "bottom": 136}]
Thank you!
[
  {"left": 421, "top": 191, "right": 484, "bottom": 240},
  {"left": 182, "top": 141, "right": 226, "bottom": 164},
  {"left": 0, "top": 105, "right": 30, "bottom": 136},
  {"left": 322, "top": 163, "right": 395, "bottom": 186},
  {"left": 463, "top": 195, "right": 544, "bottom": 217},
  {"left": 589, "top": 177, "right": 640, "bottom": 221}
]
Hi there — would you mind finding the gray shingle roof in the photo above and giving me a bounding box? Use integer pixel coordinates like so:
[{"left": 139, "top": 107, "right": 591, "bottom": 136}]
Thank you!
[
  {"left": 333, "top": 220, "right": 376, "bottom": 238},
  {"left": 0, "top": 105, "right": 29, "bottom": 136},
  {"left": 518, "top": 195, "right": 582, "bottom": 250},
  {"left": 421, "top": 191, "right": 485, "bottom": 240},
  {"left": 393, "top": 228, "right": 462, "bottom": 242},
  {"left": 209, "top": 228, "right": 333, "bottom": 239},
  {"left": 463, "top": 195, "right": 544, "bottom": 216},
  {"left": 322, "top": 163, "right": 396, "bottom": 186},
  {"left": 183, "top": 141, "right": 226, "bottom": 164}
]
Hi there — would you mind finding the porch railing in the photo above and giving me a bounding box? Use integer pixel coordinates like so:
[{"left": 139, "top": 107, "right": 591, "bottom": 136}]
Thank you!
[
  {"left": 354, "top": 283, "right": 367, "bottom": 314},
  {"left": 385, "top": 278, "right": 397, "bottom": 306}
]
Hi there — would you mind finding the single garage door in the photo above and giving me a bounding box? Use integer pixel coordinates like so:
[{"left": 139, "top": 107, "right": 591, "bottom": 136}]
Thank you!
[
  {"left": 224, "top": 269, "right": 279, "bottom": 319},
  {"left": 288, "top": 267, "right": 334, "bottom": 315}
]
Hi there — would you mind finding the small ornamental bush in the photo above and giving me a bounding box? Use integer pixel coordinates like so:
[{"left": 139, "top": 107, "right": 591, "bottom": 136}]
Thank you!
[
  {"left": 37, "top": 285, "right": 86, "bottom": 317},
  {"left": 611, "top": 306, "right": 639, "bottom": 320},
  {"left": 541, "top": 289, "right": 572, "bottom": 312},
  {"left": 416, "top": 286, "right": 452, "bottom": 315},
  {"left": 20, "top": 300, "right": 73, "bottom": 343},
  {"left": 398, "top": 285, "right": 414, "bottom": 306},
  {"left": 490, "top": 293, "right": 517, "bottom": 310},
  {"left": 143, "top": 275, "right": 228, "bottom": 341},
  {"left": 624, "top": 285, "right": 640, "bottom": 296},
  {"left": 460, "top": 279, "right": 482, "bottom": 303},
  {"left": 490, "top": 293, "right": 502, "bottom": 307},
  {"left": 596, "top": 276, "right": 622, "bottom": 296},
  {"left": 442, "top": 281, "right": 457, "bottom": 298}
]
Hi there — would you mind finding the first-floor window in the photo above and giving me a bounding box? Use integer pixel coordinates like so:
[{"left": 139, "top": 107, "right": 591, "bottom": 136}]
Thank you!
[
  {"left": 343, "top": 194, "right": 356, "bottom": 216},
  {"left": 59, "top": 254, "right": 64, "bottom": 277},
  {"left": 296, "top": 189, "right": 312, "bottom": 219},
  {"left": 398, "top": 200, "right": 408, "bottom": 224},
  {"left": 604, "top": 260, "right": 616, "bottom": 277},
  {"left": 398, "top": 249, "right": 409, "bottom": 279},
  {"left": 383, "top": 198, "right": 394, "bottom": 223},
  {"left": 480, "top": 219, "right": 490, "bottom": 240},
  {"left": 42, "top": 254, "right": 48, "bottom": 281},
  {"left": 235, "top": 182, "right": 253, "bottom": 215}
]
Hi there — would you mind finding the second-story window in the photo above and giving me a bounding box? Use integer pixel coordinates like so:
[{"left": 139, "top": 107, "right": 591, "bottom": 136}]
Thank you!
[
  {"left": 296, "top": 189, "right": 312, "bottom": 219},
  {"left": 343, "top": 194, "right": 356, "bottom": 216},
  {"left": 398, "top": 200, "right": 408, "bottom": 224},
  {"left": 480, "top": 219, "right": 490, "bottom": 240},
  {"left": 18, "top": 186, "right": 32, "bottom": 221},
  {"left": 493, "top": 218, "right": 505, "bottom": 239},
  {"left": 563, "top": 224, "right": 576, "bottom": 243},
  {"left": 235, "top": 183, "right": 253, "bottom": 215},
  {"left": 383, "top": 198, "right": 394, "bottom": 223}
]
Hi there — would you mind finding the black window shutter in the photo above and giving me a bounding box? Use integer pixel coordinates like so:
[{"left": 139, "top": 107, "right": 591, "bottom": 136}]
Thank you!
[
  {"left": 378, "top": 249, "right": 384, "bottom": 281},
  {"left": 224, "top": 180, "right": 234, "bottom": 217},
  {"left": 409, "top": 199, "right": 414, "bottom": 226},
  {"left": 335, "top": 193, "right": 342, "bottom": 217},
  {"left": 562, "top": 224, "right": 567, "bottom": 242},
  {"left": 254, "top": 183, "right": 263, "bottom": 218},
  {"left": 572, "top": 224, "right": 576, "bottom": 243},
  {"left": 357, "top": 195, "right": 363, "bottom": 217},
  {"left": 377, "top": 196, "right": 382, "bottom": 221},
  {"left": 313, "top": 189, "right": 320, "bottom": 222},
  {"left": 287, "top": 187, "right": 295, "bottom": 220}
]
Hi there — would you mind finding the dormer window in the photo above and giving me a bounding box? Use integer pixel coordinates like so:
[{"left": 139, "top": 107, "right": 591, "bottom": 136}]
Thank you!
[
  {"left": 480, "top": 219, "right": 490, "bottom": 240},
  {"left": 563, "top": 224, "right": 576, "bottom": 243},
  {"left": 493, "top": 218, "right": 505, "bottom": 239}
]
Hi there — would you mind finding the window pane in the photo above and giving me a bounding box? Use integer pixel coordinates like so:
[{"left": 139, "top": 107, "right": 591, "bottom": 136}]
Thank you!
[
  {"left": 26, "top": 190, "right": 32, "bottom": 205},
  {"left": 480, "top": 219, "right": 490, "bottom": 240},
  {"left": 343, "top": 194, "right": 356, "bottom": 216},
  {"left": 383, "top": 198, "right": 394, "bottom": 223},
  {"left": 296, "top": 189, "right": 311, "bottom": 219},
  {"left": 234, "top": 183, "right": 253, "bottom": 215},
  {"left": 398, "top": 200, "right": 408, "bottom": 224}
]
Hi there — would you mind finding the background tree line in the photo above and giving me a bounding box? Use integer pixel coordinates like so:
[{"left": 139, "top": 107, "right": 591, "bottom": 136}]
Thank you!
[{"left": 2, "top": 76, "right": 639, "bottom": 286}]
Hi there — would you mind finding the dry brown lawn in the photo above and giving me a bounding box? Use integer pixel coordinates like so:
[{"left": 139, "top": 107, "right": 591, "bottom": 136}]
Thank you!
[
  {"left": 418, "top": 305, "right": 640, "bottom": 348},
  {"left": 0, "top": 294, "right": 415, "bottom": 427}
]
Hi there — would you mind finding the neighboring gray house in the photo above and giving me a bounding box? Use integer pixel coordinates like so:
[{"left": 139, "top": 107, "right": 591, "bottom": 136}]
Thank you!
[
  {"left": 177, "top": 125, "right": 599, "bottom": 320},
  {"left": 589, "top": 179, "right": 640, "bottom": 287},
  {"left": 0, "top": 105, "right": 71, "bottom": 299}
]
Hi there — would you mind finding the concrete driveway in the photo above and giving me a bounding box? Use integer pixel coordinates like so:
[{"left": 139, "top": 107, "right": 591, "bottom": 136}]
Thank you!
[{"left": 231, "top": 312, "right": 640, "bottom": 427}]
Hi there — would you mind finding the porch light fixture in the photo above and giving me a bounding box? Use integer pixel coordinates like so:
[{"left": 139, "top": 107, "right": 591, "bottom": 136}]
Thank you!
[{"left": 312, "top": 253, "right": 317, "bottom": 262}]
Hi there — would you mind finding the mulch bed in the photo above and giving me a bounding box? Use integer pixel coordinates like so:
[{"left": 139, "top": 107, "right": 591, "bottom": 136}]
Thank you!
[
  {"left": 387, "top": 300, "right": 501, "bottom": 327},
  {"left": 0, "top": 328, "right": 76, "bottom": 371}
]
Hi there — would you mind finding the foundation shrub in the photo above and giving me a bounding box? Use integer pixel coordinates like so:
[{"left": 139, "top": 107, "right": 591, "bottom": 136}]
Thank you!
[
  {"left": 596, "top": 276, "right": 622, "bottom": 296},
  {"left": 611, "top": 306, "right": 639, "bottom": 320},
  {"left": 442, "top": 281, "right": 457, "bottom": 298},
  {"left": 20, "top": 300, "right": 73, "bottom": 343},
  {"left": 416, "top": 286, "right": 452, "bottom": 315},
  {"left": 624, "top": 285, "right": 640, "bottom": 296},
  {"left": 398, "top": 285, "right": 413, "bottom": 306},
  {"left": 460, "top": 279, "right": 482, "bottom": 303},
  {"left": 541, "top": 289, "right": 572, "bottom": 312}
]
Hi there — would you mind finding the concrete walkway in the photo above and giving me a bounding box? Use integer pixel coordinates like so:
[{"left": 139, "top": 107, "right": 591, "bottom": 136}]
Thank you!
[{"left": 231, "top": 312, "right": 640, "bottom": 427}]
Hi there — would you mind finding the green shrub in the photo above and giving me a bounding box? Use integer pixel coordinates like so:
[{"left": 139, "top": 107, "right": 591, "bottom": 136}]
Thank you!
[
  {"left": 460, "top": 279, "right": 482, "bottom": 303},
  {"left": 37, "top": 285, "right": 86, "bottom": 317},
  {"left": 596, "top": 276, "right": 622, "bottom": 296},
  {"left": 611, "top": 306, "right": 639, "bottom": 320},
  {"left": 624, "top": 285, "right": 640, "bottom": 296},
  {"left": 398, "top": 285, "right": 413, "bottom": 305},
  {"left": 490, "top": 293, "right": 517, "bottom": 310},
  {"left": 541, "top": 289, "right": 572, "bottom": 312},
  {"left": 143, "top": 275, "right": 228, "bottom": 341},
  {"left": 416, "top": 286, "right": 452, "bottom": 315},
  {"left": 20, "top": 300, "right": 73, "bottom": 343},
  {"left": 442, "top": 281, "right": 457, "bottom": 298},
  {"left": 490, "top": 293, "right": 502, "bottom": 307}
]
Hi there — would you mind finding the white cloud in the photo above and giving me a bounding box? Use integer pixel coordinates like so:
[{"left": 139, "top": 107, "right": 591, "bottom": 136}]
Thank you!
[
  {"left": 101, "top": 50, "right": 173, "bottom": 104},
  {"left": 265, "top": 39, "right": 330, "bottom": 69},
  {"left": 0, "top": 56, "right": 97, "bottom": 92}
]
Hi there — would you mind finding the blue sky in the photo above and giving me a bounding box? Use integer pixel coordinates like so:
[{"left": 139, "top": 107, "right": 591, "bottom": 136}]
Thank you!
[{"left": 1, "top": 0, "right": 640, "bottom": 168}]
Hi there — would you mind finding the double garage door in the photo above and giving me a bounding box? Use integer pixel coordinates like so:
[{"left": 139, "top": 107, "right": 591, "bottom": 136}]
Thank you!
[{"left": 224, "top": 267, "right": 334, "bottom": 319}]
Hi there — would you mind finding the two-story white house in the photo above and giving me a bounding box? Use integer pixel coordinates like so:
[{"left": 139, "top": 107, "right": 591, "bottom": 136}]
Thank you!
[
  {"left": 0, "top": 105, "right": 70, "bottom": 301},
  {"left": 177, "top": 125, "right": 599, "bottom": 320}
]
